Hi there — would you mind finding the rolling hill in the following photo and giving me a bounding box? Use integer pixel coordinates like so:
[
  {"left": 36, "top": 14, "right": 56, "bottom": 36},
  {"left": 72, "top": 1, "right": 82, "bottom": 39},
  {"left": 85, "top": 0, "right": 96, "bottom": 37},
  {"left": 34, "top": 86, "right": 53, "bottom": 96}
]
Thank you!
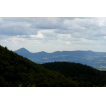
[
  {"left": 14, "top": 48, "right": 106, "bottom": 70},
  {"left": 1, "top": 45, "right": 106, "bottom": 87}
]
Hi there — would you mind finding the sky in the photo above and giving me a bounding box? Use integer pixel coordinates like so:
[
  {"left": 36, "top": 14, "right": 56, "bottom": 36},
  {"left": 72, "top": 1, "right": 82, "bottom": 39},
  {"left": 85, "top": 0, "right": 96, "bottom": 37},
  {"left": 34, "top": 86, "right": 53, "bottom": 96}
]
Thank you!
[{"left": 0, "top": 17, "right": 106, "bottom": 53}]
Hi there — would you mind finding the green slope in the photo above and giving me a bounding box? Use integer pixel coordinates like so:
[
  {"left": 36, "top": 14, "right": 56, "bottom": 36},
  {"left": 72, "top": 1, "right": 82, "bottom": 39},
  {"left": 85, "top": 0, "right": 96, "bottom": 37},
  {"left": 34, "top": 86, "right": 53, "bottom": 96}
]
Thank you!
[
  {"left": 0, "top": 45, "right": 106, "bottom": 87},
  {"left": 0, "top": 45, "right": 87, "bottom": 87},
  {"left": 41, "top": 62, "right": 106, "bottom": 87}
]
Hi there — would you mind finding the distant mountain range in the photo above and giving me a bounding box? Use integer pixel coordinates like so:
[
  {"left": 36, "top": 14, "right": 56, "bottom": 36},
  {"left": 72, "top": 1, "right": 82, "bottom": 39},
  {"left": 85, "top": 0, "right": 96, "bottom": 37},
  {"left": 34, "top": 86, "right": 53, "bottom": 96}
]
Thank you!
[{"left": 14, "top": 48, "right": 106, "bottom": 70}]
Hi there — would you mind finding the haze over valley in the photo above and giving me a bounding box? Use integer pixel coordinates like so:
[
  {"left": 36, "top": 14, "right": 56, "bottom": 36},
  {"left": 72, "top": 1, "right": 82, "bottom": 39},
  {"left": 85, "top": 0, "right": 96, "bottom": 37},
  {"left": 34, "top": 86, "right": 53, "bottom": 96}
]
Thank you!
[{"left": 14, "top": 48, "right": 106, "bottom": 70}]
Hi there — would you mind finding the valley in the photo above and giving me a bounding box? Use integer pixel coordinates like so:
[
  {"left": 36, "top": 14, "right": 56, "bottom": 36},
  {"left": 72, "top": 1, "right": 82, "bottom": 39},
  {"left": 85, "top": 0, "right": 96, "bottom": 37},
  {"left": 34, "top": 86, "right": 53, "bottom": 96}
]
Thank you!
[{"left": 14, "top": 48, "right": 106, "bottom": 70}]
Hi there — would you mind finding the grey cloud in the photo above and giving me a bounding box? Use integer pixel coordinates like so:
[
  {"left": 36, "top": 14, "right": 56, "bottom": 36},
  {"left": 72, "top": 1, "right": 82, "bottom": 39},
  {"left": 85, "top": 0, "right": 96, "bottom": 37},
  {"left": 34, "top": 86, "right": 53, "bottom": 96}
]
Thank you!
[
  {"left": 0, "top": 17, "right": 39, "bottom": 36},
  {"left": 0, "top": 26, "right": 39, "bottom": 36},
  {"left": 30, "top": 17, "right": 63, "bottom": 29},
  {"left": 2, "top": 17, "right": 35, "bottom": 23},
  {"left": 41, "top": 31, "right": 57, "bottom": 40},
  {"left": 0, "top": 17, "right": 106, "bottom": 43}
]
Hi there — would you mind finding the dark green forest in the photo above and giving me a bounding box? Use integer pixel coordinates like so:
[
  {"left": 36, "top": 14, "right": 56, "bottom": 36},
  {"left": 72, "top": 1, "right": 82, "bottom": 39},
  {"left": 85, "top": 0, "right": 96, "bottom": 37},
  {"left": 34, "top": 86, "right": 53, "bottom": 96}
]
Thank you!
[{"left": 0, "top": 45, "right": 106, "bottom": 87}]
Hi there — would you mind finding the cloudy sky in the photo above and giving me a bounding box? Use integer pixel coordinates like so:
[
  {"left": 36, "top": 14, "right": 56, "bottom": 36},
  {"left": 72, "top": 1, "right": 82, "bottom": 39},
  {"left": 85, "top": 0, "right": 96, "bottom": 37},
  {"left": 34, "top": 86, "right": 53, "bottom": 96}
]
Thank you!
[{"left": 0, "top": 17, "right": 106, "bottom": 53}]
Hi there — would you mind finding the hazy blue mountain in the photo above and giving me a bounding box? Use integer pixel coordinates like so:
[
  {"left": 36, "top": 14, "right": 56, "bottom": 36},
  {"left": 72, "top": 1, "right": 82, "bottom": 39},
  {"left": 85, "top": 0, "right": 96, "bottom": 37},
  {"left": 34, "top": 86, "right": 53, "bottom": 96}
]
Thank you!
[
  {"left": 14, "top": 48, "right": 30, "bottom": 53},
  {"left": 14, "top": 48, "right": 106, "bottom": 70},
  {"left": 14, "top": 48, "right": 31, "bottom": 56}
]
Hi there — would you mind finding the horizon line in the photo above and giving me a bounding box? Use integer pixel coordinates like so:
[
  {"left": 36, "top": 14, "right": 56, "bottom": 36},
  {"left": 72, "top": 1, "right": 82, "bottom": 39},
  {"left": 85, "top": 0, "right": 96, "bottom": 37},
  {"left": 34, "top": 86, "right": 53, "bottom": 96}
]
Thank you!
[{"left": 13, "top": 47, "right": 106, "bottom": 53}]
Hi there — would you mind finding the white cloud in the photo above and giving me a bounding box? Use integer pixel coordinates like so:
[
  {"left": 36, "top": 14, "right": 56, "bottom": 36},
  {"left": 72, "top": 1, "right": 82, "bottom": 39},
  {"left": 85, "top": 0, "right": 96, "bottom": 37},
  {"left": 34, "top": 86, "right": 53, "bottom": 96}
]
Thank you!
[
  {"left": 104, "top": 36, "right": 106, "bottom": 39},
  {"left": 57, "top": 34, "right": 71, "bottom": 41},
  {"left": 65, "top": 41, "right": 71, "bottom": 45},
  {"left": 0, "top": 18, "right": 4, "bottom": 24},
  {"left": 36, "top": 32, "right": 44, "bottom": 38}
]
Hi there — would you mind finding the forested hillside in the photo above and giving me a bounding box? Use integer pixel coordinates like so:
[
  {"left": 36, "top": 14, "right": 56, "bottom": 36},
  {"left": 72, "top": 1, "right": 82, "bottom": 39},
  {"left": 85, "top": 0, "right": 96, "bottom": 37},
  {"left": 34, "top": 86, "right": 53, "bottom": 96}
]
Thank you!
[
  {"left": 0, "top": 45, "right": 106, "bottom": 87},
  {"left": 42, "top": 62, "right": 106, "bottom": 86}
]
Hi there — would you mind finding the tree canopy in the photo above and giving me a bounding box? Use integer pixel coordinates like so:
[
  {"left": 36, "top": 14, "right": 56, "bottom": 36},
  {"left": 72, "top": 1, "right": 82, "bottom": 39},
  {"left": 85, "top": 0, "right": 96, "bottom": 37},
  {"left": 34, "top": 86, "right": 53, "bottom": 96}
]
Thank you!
[{"left": 0, "top": 45, "right": 106, "bottom": 87}]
